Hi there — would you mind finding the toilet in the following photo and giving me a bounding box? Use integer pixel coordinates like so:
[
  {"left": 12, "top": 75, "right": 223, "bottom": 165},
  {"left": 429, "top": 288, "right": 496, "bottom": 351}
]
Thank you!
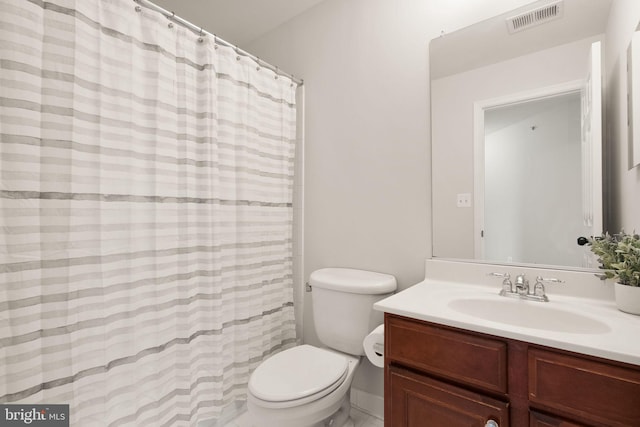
[{"left": 247, "top": 268, "right": 397, "bottom": 427}]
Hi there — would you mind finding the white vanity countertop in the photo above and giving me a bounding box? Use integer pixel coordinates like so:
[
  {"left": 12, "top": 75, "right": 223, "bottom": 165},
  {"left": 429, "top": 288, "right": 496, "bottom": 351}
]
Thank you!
[{"left": 374, "top": 279, "right": 640, "bottom": 366}]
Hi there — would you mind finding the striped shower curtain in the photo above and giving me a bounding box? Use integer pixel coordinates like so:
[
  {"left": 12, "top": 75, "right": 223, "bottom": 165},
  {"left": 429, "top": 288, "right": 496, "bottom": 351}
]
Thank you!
[{"left": 0, "top": 0, "right": 297, "bottom": 425}]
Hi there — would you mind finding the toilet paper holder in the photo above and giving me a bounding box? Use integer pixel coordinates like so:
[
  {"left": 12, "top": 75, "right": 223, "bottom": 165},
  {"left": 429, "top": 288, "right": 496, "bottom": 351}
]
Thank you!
[
  {"left": 363, "top": 324, "right": 385, "bottom": 368},
  {"left": 372, "top": 343, "right": 384, "bottom": 357}
]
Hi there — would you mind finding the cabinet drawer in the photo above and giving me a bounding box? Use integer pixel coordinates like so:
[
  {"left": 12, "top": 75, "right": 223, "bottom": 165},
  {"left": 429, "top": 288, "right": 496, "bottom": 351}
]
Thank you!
[
  {"left": 529, "top": 411, "right": 586, "bottom": 427},
  {"left": 386, "top": 314, "right": 508, "bottom": 394},
  {"left": 529, "top": 348, "right": 640, "bottom": 426},
  {"left": 389, "top": 365, "right": 509, "bottom": 427}
]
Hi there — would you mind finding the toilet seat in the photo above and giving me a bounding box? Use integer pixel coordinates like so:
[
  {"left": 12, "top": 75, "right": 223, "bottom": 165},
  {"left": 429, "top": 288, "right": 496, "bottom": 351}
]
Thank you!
[{"left": 248, "top": 345, "right": 349, "bottom": 409}]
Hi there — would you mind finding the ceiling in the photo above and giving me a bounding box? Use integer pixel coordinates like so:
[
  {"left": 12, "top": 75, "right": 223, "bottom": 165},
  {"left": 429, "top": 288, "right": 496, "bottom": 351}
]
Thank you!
[
  {"left": 430, "top": 0, "right": 612, "bottom": 79},
  {"left": 150, "top": 0, "right": 326, "bottom": 48}
]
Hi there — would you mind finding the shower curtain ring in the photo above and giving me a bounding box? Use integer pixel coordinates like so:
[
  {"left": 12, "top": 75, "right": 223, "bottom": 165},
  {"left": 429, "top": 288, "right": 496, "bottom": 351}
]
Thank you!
[
  {"left": 256, "top": 58, "right": 261, "bottom": 71},
  {"left": 236, "top": 47, "right": 241, "bottom": 61},
  {"left": 198, "top": 28, "right": 204, "bottom": 43},
  {"left": 213, "top": 34, "right": 219, "bottom": 49},
  {"left": 168, "top": 12, "right": 174, "bottom": 28},
  {"left": 274, "top": 66, "right": 279, "bottom": 80}
]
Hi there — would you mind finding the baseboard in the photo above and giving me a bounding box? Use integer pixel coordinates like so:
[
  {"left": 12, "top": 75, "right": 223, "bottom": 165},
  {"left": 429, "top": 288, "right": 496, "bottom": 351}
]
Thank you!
[{"left": 350, "top": 387, "right": 384, "bottom": 420}]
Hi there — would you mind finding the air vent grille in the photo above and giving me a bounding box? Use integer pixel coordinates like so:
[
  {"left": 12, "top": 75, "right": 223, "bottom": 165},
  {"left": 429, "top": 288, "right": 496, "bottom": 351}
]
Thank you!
[{"left": 507, "top": 1, "right": 564, "bottom": 34}]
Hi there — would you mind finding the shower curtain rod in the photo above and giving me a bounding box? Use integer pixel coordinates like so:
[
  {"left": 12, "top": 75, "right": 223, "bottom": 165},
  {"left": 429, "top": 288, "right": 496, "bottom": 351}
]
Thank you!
[{"left": 133, "top": 0, "right": 303, "bottom": 86}]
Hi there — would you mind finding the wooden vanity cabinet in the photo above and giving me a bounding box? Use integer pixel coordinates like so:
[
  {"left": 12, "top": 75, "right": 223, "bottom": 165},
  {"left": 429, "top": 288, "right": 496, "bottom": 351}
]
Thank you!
[
  {"left": 388, "top": 365, "right": 509, "bottom": 426},
  {"left": 385, "top": 314, "right": 511, "bottom": 426},
  {"left": 384, "top": 314, "right": 640, "bottom": 427},
  {"left": 528, "top": 348, "right": 640, "bottom": 426},
  {"left": 529, "top": 411, "right": 585, "bottom": 427}
]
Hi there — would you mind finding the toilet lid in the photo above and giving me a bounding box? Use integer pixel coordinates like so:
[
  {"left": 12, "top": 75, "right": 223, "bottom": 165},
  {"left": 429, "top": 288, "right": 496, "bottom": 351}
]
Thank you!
[{"left": 248, "top": 345, "right": 349, "bottom": 403}]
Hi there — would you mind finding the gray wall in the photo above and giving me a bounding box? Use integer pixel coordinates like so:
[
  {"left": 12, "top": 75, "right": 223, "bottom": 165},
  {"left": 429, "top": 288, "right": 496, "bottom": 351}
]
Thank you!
[
  {"left": 247, "top": 0, "right": 534, "bottom": 402},
  {"left": 604, "top": 0, "right": 640, "bottom": 233}
]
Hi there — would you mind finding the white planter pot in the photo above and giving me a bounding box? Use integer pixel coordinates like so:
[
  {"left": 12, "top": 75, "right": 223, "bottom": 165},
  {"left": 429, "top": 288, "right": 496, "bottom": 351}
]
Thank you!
[{"left": 614, "top": 283, "right": 640, "bottom": 315}]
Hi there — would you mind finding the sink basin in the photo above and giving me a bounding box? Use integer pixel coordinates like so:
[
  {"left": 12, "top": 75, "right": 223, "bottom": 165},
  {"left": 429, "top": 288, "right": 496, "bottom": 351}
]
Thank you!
[{"left": 448, "top": 298, "right": 611, "bottom": 334}]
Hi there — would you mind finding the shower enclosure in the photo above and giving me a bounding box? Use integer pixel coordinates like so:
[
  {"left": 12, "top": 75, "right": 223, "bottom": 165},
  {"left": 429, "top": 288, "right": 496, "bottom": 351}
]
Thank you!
[{"left": 0, "top": 0, "right": 299, "bottom": 425}]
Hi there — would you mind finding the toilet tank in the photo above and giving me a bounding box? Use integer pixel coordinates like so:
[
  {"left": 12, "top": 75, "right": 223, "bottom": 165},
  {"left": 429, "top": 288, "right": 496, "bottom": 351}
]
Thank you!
[{"left": 310, "top": 268, "right": 397, "bottom": 356}]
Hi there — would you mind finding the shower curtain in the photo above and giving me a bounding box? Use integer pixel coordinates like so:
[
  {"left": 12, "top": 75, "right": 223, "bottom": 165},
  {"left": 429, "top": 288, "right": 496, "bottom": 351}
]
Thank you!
[{"left": 0, "top": 0, "right": 297, "bottom": 425}]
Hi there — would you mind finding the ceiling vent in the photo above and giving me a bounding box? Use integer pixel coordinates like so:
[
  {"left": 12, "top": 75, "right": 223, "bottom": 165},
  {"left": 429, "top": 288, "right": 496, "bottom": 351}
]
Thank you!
[{"left": 506, "top": 0, "right": 564, "bottom": 34}]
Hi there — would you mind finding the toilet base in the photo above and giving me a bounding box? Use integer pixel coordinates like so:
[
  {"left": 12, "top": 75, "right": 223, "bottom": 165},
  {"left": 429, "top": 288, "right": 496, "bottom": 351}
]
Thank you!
[
  {"left": 248, "top": 391, "right": 354, "bottom": 427},
  {"left": 316, "top": 393, "right": 351, "bottom": 427}
]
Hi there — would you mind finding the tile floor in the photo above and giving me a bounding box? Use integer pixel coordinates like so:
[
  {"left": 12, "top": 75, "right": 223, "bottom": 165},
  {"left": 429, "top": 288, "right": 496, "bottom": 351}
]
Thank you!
[{"left": 224, "top": 407, "right": 383, "bottom": 427}]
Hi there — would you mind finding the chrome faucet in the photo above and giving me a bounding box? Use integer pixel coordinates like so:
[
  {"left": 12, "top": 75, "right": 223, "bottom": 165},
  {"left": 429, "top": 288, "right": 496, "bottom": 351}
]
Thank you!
[
  {"left": 514, "top": 274, "right": 529, "bottom": 296},
  {"left": 489, "top": 273, "right": 564, "bottom": 302}
]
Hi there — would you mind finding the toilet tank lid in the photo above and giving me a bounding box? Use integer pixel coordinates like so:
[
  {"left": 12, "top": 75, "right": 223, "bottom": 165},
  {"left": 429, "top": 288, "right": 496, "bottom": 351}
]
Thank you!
[{"left": 310, "top": 268, "right": 397, "bottom": 294}]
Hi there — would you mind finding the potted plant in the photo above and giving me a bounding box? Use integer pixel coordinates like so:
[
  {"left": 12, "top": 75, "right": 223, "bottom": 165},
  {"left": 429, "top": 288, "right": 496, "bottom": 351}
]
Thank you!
[{"left": 589, "top": 231, "right": 640, "bottom": 315}]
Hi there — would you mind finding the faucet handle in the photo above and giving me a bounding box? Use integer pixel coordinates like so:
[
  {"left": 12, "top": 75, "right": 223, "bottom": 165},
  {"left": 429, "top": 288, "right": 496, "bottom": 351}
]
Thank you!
[
  {"left": 535, "top": 276, "right": 565, "bottom": 284},
  {"left": 533, "top": 281, "right": 547, "bottom": 299},
  {"left": 489, "top": 272, "right": 513, "bottom": 295},
  {"left": 488, "top": 272, "right": 510, "bottom": 279},
  {"left": 532, "top": 276, "right": 564, "bottom": 301}
]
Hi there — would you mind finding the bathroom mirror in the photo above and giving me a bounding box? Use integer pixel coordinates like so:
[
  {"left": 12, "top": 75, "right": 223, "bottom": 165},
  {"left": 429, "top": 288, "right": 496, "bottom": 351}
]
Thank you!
[{"left": 430, "top": 0, "right": 612, "bottom": 269}]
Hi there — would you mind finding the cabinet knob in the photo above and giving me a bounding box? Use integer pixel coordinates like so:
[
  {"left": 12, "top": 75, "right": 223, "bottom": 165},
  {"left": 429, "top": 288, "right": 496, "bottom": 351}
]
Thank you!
[{"left": 485, "top": 421, "right": 499, "bottom": 427}]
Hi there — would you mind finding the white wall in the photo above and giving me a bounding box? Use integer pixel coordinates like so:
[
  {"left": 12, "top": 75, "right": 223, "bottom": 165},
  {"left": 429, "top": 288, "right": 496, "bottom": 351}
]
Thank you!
[
  {"left": 604, "top": 0, "right": 640, "bottom": 233},
  {"left": 246, "top": 0, "right": 535, "bottom": 407}
]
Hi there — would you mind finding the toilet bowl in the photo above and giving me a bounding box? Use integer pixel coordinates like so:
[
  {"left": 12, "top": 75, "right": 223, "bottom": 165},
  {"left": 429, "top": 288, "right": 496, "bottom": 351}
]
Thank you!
[
  {"left": 247, "top": 345, "right": 359, "bottom": 427},
  {"left": 246, "top": 268, "right": 397, "bottom": 427}
]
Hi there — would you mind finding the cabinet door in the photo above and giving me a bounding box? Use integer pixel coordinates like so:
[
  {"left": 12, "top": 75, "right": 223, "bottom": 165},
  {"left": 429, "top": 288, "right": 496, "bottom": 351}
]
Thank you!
[
  {"left": 388, "top": 366, "right": 509, "bottom": 427},
  {"left": 530, "top": 411, "right": 587, "bottom": 427},
  {"left": 529, "top": 348, "right": 640, "bottom": 426}
]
